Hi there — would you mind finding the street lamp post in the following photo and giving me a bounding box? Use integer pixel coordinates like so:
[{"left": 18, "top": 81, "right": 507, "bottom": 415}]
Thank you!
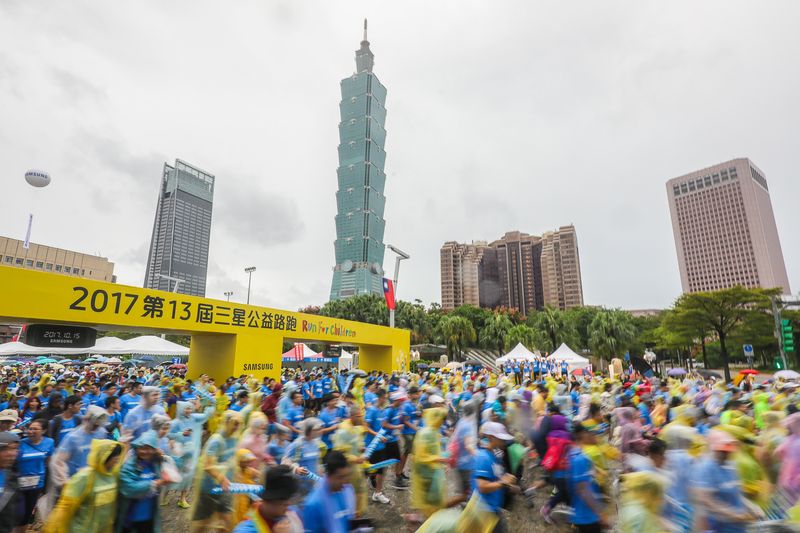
[
  {"left": 156, "top": 273, "right": 184, "bottom": 339},
  {"left": 156, "top": 273, "right": 184, "bottom": 294},
  {"left": 386, "top": 245, "right": 410, "bottom": 328},
  {"left": 224, "top": 291, "right": 233, "bottom": 302},
  {"left": 244, "top": 267, "right": 256, "bottom": 305}
]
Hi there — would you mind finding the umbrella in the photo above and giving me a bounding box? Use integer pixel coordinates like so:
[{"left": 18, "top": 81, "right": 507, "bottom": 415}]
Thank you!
[
  {"left": 36, "top": 358, "right": 58, "bottom": 364},
  {"left": 169, "top": 363, "right": 187, "bottom": 370},
  {"left": 0, "top": 360, "right": 21, "bottom": 366},
  {"left": 445, "top": 362, "right": 463, "bottom": 370},
  {"left": 463, "top": 360, "right": 483, "bottom": 367},
  {"left": 739, "top": 369, "right": 759, "bottom": 376},
  {"left": 774, "top": 369, "right": 800, "bottom": 380},
  {"left": 667, "top": 368, "right": 687, "bottom": 377},
  {"left": 105, "top": 357, "right": 123, "bottom": 364},
  {"left": 415, "top": 363, "right": 429, "bottom": 370},
  {"left": 347, "top": 369, "right": 367, "bottom": 377},
  {"left": 697, "top": 369, "right": 722, "bottom": 379},
  {"left": 572, "top": 368, "right": 591, "bottom": 376}
]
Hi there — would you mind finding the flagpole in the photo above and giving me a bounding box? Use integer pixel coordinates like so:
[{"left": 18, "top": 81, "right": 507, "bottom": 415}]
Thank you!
[{"left": 386, "top": 245, "right": 410, "bottom": 328}]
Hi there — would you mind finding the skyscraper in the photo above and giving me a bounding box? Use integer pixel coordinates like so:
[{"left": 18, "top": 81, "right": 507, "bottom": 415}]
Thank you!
[
  {"left": 440, "top": 241, "right": 490, "bottom": 309},
  {"left": 666, "top": 158, "right": 790, "bottom": 294},
  {"left": 144, "top": 159, "right": 214, "bottom": 297},
  {"left": 330, "top": 20, "right": 389, "bottom": 301},
  {"left": 440, "top": 226, "right": 584, "bottom": 312}
]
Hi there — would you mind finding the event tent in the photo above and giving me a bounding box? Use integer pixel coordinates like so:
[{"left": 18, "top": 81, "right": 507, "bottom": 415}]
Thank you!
[
  {"left": 547, "top": 343, "right": 591, "bottom": 369},
  {"left": 281, "top": 343, "right": 320, "bottom": 361},
  {"left": 338, "top": 349, "right": 355, "bottom": 371},
  {"left": 495, "top": 343, "right": 537, "bottom": 365},
  {"left": 0, "top": 336, "right": 189, "bottom": 357}
]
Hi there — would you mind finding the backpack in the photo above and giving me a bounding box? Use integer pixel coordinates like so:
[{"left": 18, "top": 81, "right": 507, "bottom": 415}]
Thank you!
[{"left": 541, "top": 436, "right": 570, "bottom": 472}]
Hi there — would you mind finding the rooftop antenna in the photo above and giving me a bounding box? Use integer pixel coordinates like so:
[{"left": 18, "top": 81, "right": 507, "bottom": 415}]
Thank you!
[{"left": 363, "top": 18, "right": 368, "bottom": 42}]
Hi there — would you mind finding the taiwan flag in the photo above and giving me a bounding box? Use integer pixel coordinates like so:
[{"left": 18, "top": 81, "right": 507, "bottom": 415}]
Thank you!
[{"left": 382, "top": 278, "right": 396, "bottom": 310}]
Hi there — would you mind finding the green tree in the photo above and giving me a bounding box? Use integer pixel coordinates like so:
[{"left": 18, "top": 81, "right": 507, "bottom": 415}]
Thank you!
[
  {"left": 670, "top": 286, "right": 779, "bottom": 382},
  {"left": 480, "top": 313, "right": 513, "bottom": 355},
  {"left": 436, "top": 315, "right": 476, "bottom": 361},
  {"left": 395, "top": 300, "right": 434, "bottom": 344},
  {"left": 527, "top": 306, "right": 577, "bottom": 353},
  {"left": 589, "top": 309, "right": 636, "bottom": 363},
  {"left": 505, "top": 324, "right": 539, "bottom": 351},
  {"left": 660, "top": 308, "right": 712, "bottom": 369},
  {"left": 319, "top": 294, "right": 388, "bottom": 325},
  {"left": 451, "top": 305, "right": 493, "bottom": 336},
  {"left": 564, "top": 306, "right": 602, "bottom": 351}
]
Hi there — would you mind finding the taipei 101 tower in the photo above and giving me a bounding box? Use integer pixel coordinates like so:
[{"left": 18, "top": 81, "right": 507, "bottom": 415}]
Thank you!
[{"left": 329, "top": 20, "right": 389, "bottom": 301}]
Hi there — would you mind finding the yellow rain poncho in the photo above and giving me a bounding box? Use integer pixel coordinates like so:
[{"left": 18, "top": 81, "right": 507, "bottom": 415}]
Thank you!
[
  {"left": 332, "top": 415, "right": 369, "bottom": 515},
  {"left": 618, "top": 471, "right": 669, "bottom": 533},
  {"left": 351, "top": 377, "right": 366, "bottom": 408},
  {"left": 231, "top": 449, "right": 261, "bottom": 526},
  {"left": 756, "top": 410, "right": 786, "bottom": 483},
  {"left": 43, "top": 440, "right": 125, "bottom": 533},
  {"left": 207, "top": 387, "right": 230, "bottom": 434},
  {"left": 718, "top": 417, "right": 771, "bottom": 509},
  {"left": 411, "top": 407, "right": 448, "bottom": 518}
]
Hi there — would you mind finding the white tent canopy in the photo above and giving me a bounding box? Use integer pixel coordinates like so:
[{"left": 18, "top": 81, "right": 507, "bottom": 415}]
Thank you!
[
  {"left": 495, "top": 343, "right": 537, "bottom": 365},
  {"left": 338, "top": 349, "right": 354, "bottom": 371},
  {"left": 0, "top": 336, "right": 189, "bottom": 357},
  {"left": 547, "top": 343, "right": 590, "bottom": 369},
  {"left": 118, "top": 336, "right": 189, "bottom": 356}
]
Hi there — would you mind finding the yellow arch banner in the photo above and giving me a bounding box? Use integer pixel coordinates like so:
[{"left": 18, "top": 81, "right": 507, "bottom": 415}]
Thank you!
[{"left": 0, "top": 266, "right": 409, "bottom": 381}]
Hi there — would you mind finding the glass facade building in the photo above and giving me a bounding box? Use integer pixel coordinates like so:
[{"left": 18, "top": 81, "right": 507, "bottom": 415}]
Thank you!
[
  {"left": 144, "top": 159, "right": 214, "bottom": 297},
  {"left": 330, "top": 22, "right": 388, "bottom": 300}
]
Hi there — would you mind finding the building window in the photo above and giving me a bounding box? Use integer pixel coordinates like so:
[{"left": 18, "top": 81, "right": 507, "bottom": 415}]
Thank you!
[
  {"left": 26, "top": 260, "right": 33, "bottom": 267},
  {"left": 64, "top": 267, "right": 71, "bottom": 273},
  {"left": 16, "top": 258, "right": 23, "bottom": 265},
  {"left": 45, "top": 263, "right": 53, "bottom": 270},
  {"left": 3, "top": 256, "right": 11, "bottom": 263},
  {"left": 35, "top": 261, "right": 43, "bottom": 268},
  {"left": 55, "top": 265, "right": 62, "bottom": 272}
]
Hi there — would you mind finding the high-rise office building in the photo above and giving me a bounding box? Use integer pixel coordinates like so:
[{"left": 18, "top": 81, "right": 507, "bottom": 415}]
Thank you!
[
  {"left": 144, "top": 159, "right": 214, "bottom": 297},
  {"left": 440, "top": 226, "right": 584, "bottom": 312},
  {"left": 330, "top": 20, "right": 389, "bottom": 301},
  {"left": 666, "top": 158, "right": 790, "bottom": 294}
]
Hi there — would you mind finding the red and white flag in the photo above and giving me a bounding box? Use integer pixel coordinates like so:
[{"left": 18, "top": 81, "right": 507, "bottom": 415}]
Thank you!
[
  {"left": 293, "top": 343, "right": 304, "bottom": 361},
  {"left": 383, "top": 278, "right": 396, "bottom": 310}
]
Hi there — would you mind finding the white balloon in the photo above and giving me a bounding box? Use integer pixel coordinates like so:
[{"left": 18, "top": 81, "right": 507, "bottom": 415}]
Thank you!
[{"left": 25, "top": 169, "right": 51, "bottom": 188}]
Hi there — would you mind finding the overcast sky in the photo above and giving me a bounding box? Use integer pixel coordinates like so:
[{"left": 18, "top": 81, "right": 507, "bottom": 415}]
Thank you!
[{"left": 1, "top": 1, "right": 799, "bottom": 312}]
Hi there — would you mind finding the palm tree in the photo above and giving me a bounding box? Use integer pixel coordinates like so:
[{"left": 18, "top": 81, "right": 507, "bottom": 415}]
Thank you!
[
  {"left": 528, "top": 306, "right": 576, "bottom": 352},
  {"left": 504, "top": 324, "right": 539, "bottom": 351},
  {"left": 480, "top": 314, "right": 513, "bottom": 355},
  {"left": 588, "top": 309, "right": 636, "bottom": 365},
  {"left": 437, "top": 315, "right": 477, "bottom": 361}
]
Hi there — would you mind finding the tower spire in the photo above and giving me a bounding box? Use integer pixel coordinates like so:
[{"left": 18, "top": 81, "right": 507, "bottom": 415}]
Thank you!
[{"left": 355, "top": 19, "right": 374, "bottom": 73}]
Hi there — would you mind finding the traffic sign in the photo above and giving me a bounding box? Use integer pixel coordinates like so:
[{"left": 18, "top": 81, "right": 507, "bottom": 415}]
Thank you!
[
  {"left": 172, "top": 357, "right": 182, "bottom": 365},
  {"left": 742, "top": 344, "right": 754, "bottom": 358}
]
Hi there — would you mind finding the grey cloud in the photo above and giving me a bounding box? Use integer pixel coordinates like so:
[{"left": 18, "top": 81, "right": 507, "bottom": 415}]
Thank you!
[
  {"left": 214, "top": 184, "right": 305, "bottom": 248},
  {"left": 50, "top": 67, "right": 107, "bottom": 104}
]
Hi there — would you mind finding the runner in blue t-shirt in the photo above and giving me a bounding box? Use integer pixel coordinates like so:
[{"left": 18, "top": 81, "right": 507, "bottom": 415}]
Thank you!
[
  {"left": 281, "top": 391, "right": 305, "bottom": 441},
  {"left": 567, "top": 425, "right": 607, "bottom": 531},
  {"left": 318, "top": 393, "right": 341, "bottom": 449},
  {"left": 471, "top": 421, "right": 516, "bottom": 529},
  {"left": 16, "top": 418, "right": 55, "bottom": 527},
  {"left": 365, "top": 391, "right": 390, "bottom": 503}
]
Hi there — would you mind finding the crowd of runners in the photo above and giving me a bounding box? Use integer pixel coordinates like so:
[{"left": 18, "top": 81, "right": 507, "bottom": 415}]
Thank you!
[{"left": 0, "top": 359, "right": 798, "bottom": 532}]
